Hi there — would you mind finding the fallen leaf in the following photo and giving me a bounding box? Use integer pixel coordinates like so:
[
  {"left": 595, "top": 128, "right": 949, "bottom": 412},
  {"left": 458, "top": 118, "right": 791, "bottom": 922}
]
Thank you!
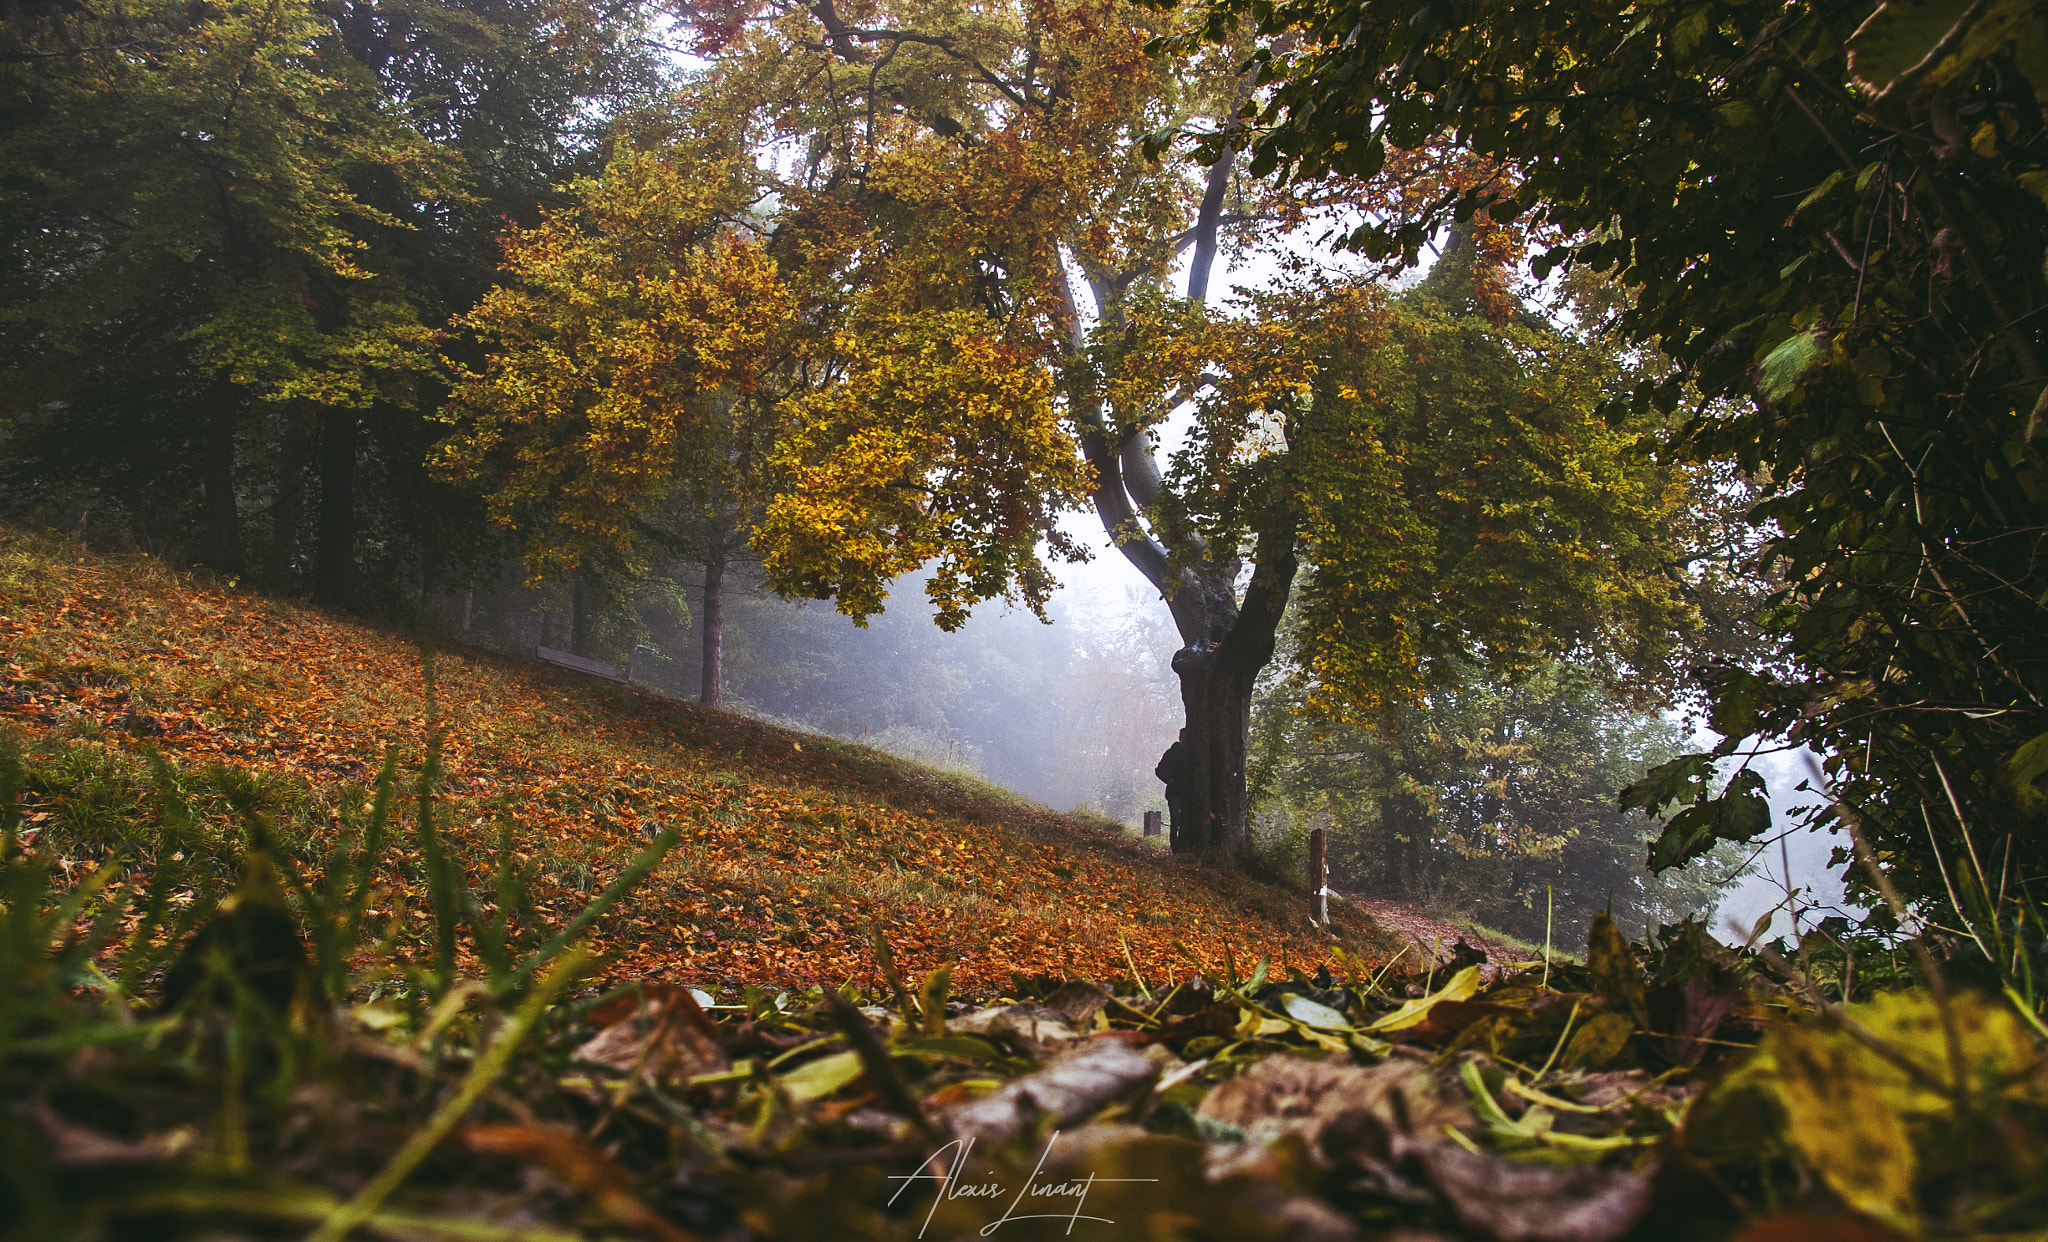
[
  {"left": 1365, "top": 966, "right": 1485, "bottom": 1034},
  {"left": 1585, "top": 914, "right": 1648, "bottom": 1029},
  {"left": 779, "top": 1049, "right": 866, "bottom": 1102},
  {"left": 1767, "top": 1022, "right": 1917, "bottom": 1233},
  {"left": 1561, "top": 1013, "right": 1635, "bottom": 1071},
  {"left": 463, "top": 1123, "right": 701, "bottom": 1242},
  {"left": 1730, "top": 1213, "right": 1911, "bottom": 1242},
  {"left": 1281, "top": 993, "right": 1352, "bottom": 1031},
  {"left": 943, "top": 1040, "right": 1156, "bottom": 1146},
  {"left": 1419, "top": 1141, "right": 1655, "bottom": 1242},
  {"left": 573, "top": 984, "right": 727, "bottom": 1085},
  {"left": 951, "top": 1003, "right": 1085, "bottom": 1053},
  {"left": 1645, "top": 969, "right": 1742, "bottom": 1069}
]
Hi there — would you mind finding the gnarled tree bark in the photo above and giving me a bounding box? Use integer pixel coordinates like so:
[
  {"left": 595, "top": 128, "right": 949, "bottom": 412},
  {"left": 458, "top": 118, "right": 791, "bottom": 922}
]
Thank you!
[{"left": 1060, "top": 129, "right": 1301, "bottom": 857}]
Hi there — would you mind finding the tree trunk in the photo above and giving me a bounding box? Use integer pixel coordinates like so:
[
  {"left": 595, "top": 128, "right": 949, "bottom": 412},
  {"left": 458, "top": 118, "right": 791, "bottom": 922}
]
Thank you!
[
  {"left": 571, "top": 574, "right": 595, "bottom": 657},
  {"left": 269, "top": 409, "right": 311, "bottom": 582},
  {"left": 201, "top": 382, "right": 244, "bottom": 577},
  {"left": 1160, "top": 535, "right": 1298, "bottom": 857},
  {"left": 701, "top": 550, "right": 726, "bottom": 709},
  {"left": 1170, "top": 644, "right": 1259, "bottom": 854},
  {"left": 1066, "top": 292, "right": 1299, "bottom": 860},
  {"left": 312, "top": 407, "right": 356, "bottom": 609},
  {"left": 1055, "top": 87, "right": 1297, "bottom": 864}
]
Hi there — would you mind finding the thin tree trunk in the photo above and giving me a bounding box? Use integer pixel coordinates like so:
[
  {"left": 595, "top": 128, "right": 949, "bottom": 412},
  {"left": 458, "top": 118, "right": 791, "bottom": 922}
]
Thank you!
[
  {"left": 201, "top": 382, "right": 245, "bottom": 577},
  {"left": 571, "top": 574, "right": 594, "bottom": 657},
  {"left": 312, "top": 408, "right": 356, "bottom": 609},
  {"left": 269, "top": 409, "right": 311, "bottom": 582},
  {"left": 701, "top": 550, "right": 726, "bottom": 709}
]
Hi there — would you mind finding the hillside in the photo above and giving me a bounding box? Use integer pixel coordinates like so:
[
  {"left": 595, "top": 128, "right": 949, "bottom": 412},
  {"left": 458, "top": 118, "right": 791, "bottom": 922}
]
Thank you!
[{"left": 0, "top": 526, "right": 1389, "bottom": 994}]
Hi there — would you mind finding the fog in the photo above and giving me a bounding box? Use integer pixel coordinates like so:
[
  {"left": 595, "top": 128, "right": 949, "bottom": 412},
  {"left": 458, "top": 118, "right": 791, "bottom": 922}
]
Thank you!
[{"left": 448, "top": 538, "right": 1855, "bottom": 952}]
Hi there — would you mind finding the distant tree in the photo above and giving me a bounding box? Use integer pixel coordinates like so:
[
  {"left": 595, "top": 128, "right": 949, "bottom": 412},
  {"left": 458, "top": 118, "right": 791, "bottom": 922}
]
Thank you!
[
  {"left": 432, "top": 146, "right": 794, "bottom": 701},
  {"left": 1, "top": 0, "right": 458, "bottom": 588},
  {"left": 1252, "top": 655, "right": 1747, "bottom": 946},
  {"left": 1045, "top": 605, "right": 1184, "bottom": 821},
  {"left": 0, "top": 0, "right": 663, "bottom": 609}
]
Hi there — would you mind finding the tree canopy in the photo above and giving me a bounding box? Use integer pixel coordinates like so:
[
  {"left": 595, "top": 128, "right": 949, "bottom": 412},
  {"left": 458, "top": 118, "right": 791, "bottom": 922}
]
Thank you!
[{"left": 432, "top": 0, "right": 1700, "bottom": 860}]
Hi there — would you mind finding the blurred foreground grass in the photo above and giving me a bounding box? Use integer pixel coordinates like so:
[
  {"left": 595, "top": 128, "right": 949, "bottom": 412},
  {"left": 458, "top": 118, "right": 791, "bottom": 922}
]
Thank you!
[{"left": 5, "top": 727, "right": 2046, "bottom": 1242}]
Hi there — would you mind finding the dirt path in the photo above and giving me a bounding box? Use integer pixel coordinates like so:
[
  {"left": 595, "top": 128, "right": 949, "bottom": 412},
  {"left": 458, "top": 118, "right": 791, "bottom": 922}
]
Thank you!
[{"left": 1340, "top": 895, "right": 1527, "bottom": 979}]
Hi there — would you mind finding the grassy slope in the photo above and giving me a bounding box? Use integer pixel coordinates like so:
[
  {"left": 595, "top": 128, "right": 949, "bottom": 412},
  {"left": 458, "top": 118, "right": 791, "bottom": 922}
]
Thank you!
[{"left": 0, "top": 527, "right": 1389, "bottom": 994}]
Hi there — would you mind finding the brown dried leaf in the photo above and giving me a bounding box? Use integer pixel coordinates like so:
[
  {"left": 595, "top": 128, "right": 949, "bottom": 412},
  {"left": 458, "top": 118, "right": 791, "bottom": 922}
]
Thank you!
[
  {"left": 1418, "top": 1142, "right": 1655, "bottom": 1242},
  {"left": 1198, "top": 1055, "right": 1473, "bottom": 1174},
  {"left": 942, "top": 1039, "right": 1156, "bottom": 1146},
  {"left": 33, "top": 1101, "right": 199, "bottom": 1168},
  {"left": 1645, "top": 970, "right": 1743, "bottom": 1069},
  {"left": 573, "top": 984, "right": 727, "bottom": 1086},
  {"left": 950, "top": 1003, "right": 1086, "bottom": 1053},
  {"left": 462, "top": 1123, "right": 701, "bottom": 1242},
  {"left": 1730, "top": 1213, "right": 1912, "bottom": 1242}
]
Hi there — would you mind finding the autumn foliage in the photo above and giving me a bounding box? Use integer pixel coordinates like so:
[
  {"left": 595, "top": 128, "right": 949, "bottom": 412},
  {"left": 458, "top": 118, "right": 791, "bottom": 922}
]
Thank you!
[{"left": 0, "top": 526, "right": 1381, "bottom": 993}]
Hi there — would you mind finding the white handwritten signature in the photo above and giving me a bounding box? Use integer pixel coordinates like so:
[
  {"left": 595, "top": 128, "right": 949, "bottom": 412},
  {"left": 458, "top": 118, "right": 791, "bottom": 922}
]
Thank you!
[{"left": 886, "top": 1131, "right": 1159, "bottom": 1237}]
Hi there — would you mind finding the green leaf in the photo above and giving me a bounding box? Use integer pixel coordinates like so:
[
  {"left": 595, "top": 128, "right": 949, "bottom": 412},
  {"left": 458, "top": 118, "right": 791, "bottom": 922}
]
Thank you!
[
  {"left": 1849, "top": 0, "right": 2039, "bottom": 99},
  {"left": 778, "top": 1049, "right": 865, "bottom": 1102},
  {"left": 1757, "top": 331, "right": 1826, "bottom": 401},
  {"left": 1647, "top": 805, "right": 1720, "bottom": 872},
  {"left": 1671, "top": 9, "right": 1711, "bottom": 61},
  {"left": 1792, "top": 169, "right": 1844, "bottom": 219},
  {"left": 1999, "top": 731, "right": 2048, "bottom": 818},
  {"left": 1280, "top": 993, "right": 1351, "bottom": 1031},
  {"left": 1620, "top": 753, "right": 1714, "bottom": 814},
  {"left": 1715, "top": 769, "right": 1772, "bottom": 842},
  {"left": 1646, "top": 771, "right": 1769, "bottom": 871}
]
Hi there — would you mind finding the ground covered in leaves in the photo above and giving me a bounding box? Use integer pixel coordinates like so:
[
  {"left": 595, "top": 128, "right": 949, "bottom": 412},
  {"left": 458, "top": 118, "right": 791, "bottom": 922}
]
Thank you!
[
  {"left": 11, "top": 837, "right": 2046, "bottom": 1242},
  {"left": 0, "top": 527, "right": 1385, "bottom": 992},
  {"left": 6, "top": 527, "right": 2046, "bottom": 1242}
]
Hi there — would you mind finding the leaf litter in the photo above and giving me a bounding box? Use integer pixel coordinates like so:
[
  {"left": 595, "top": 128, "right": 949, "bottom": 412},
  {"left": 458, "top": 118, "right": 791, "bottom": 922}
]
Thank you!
[{"left": 4, "top": 532, "right": 2048, "bottom": 1240}]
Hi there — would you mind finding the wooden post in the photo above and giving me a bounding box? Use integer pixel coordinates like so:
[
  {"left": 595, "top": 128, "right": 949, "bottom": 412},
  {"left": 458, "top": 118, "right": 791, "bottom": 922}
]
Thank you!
[
  {"left": 1309, "top": 828, "right": 1328, "bottom": 926},
  {"left": 1142, "top": 810, "right": 1162, "bottom": 838}
]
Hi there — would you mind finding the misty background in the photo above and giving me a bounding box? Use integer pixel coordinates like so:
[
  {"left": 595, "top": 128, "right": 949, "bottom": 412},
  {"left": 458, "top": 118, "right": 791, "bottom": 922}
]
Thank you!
[{"left": 443, "top": 501, "right": 1846, "bottom": 952}]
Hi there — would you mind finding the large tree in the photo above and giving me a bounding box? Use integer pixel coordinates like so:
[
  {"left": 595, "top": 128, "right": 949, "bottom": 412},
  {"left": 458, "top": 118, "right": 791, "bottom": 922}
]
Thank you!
[
  {"left": 1174, "top": 0, "right": 2048, "bottom": 897},
  {"left": 441, "top": 0, "right": 1694, "bottom": 858},
  {"left": 435, "top": 145, "right": 794, "bottom": 703}
]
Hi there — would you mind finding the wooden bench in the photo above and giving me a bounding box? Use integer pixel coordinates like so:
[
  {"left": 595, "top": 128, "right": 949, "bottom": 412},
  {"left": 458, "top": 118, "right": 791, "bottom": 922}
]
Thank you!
[{"left": 536, "top": 645, "right": 628, "bottom": 683}]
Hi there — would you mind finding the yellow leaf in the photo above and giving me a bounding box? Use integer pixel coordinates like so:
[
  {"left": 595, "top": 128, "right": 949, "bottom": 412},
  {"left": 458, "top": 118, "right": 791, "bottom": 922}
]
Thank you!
[
  {"left": 1234, "top": 1008, "right": 1292, "bottom": 1039},
  {"left": 1364, "top": 965, "right": 1484, "bottom": 1033},
  {"left": 1844, "top": 989, "right": 2040, "bottom": 1113},
  {"left": 1586, "top": 912, "right": 1648, "bottom": 1026},
  {"left": 1561, "top": 1012, "right": 1635, "bottom": 1071},
  {"left": 1768, "top": 1023, "right": 1918, "bottom": 1233}
]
